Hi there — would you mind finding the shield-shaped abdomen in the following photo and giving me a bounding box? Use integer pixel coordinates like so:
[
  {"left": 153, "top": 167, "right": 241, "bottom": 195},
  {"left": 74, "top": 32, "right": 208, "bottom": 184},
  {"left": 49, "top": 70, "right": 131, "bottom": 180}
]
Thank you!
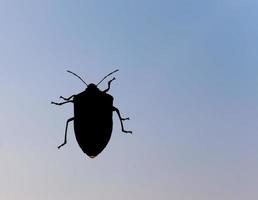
[{"left": 73, "top": 92, "right": 113, "bottom": 158}]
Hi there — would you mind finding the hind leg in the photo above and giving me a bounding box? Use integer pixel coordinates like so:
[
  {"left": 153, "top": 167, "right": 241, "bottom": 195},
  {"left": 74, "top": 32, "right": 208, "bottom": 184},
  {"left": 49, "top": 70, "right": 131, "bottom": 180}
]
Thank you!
[
  {"left": 113, "top": 107, "right": 132, "bottom": 134},
  {"left": 58, "top": 117, "right": 74, "bottom": 149}
]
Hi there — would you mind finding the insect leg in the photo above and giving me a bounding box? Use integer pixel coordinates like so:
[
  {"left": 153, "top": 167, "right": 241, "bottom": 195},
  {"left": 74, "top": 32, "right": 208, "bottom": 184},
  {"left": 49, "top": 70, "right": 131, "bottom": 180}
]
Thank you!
[
  {"left": 59, "top": 95, "right": 75, "bottom": 101},
  {"left": 113, "top": 106, "right": 132, "bottom": 134},
  {"left": 51, "top": 100, "right": 73, "bottom": 105},
  {"left": 58, "top": 117, "right": 74, "bottom": 149},
  {"left": 103, "top": 77, "right": 116, "bottom": 93}
]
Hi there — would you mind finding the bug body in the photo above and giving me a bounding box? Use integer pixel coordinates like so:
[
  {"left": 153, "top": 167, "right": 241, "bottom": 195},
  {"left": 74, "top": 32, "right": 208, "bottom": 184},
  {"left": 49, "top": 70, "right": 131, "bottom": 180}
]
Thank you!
[{"left": 51, "top": 70, "right": 132, "bottom": 158}]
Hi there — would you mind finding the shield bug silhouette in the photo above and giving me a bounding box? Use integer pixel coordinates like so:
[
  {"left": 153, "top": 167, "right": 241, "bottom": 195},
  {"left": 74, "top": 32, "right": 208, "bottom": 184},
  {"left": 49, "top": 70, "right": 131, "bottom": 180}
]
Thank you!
[{"left": 51, "top": 69, "right": 132, "bottom": 158}]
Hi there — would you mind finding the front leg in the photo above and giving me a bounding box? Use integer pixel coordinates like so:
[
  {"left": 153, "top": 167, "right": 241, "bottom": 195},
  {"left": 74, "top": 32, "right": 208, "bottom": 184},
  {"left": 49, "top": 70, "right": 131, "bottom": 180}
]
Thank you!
[
  {"left": 103, "top": 77, "right": 116, "bottom": 93},
  {"left": 59, "top": 95, "right": 75, "bottom": 101},
  {"left": 51, "top": 100, "right": 73, "bottom": 105},
  {"left": 113, "top": 106, "right": 132, "bottom": 134}
]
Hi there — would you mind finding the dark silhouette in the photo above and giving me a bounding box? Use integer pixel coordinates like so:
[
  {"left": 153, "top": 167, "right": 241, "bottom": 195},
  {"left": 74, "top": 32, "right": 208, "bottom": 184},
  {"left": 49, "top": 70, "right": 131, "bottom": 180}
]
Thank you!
[{"left": 51, "top": 70, "right": 132, "bottom": 158}]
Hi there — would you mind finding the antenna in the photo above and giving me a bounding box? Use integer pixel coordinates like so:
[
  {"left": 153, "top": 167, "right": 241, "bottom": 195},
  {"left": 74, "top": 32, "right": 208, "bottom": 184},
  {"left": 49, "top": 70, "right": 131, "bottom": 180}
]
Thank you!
[
  {"left": 67, "top": 70, "right": 88, "bottom": 86},
  {"left": 97, "top": 69, "right": 119, "bottom": 86}
]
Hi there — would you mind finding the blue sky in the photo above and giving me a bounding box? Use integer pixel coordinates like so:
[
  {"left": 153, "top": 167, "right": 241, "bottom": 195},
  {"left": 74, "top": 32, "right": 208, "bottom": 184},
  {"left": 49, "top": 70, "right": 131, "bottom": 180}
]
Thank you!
[{"left": 0, "top": 0, "right": 258, "bottom": 199}]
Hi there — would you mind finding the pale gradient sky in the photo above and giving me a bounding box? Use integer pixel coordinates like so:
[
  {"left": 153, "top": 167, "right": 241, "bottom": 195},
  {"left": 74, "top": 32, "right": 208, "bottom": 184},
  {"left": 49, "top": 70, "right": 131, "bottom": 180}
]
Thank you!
[{"left": 0, "top": 0, "right": 258, "bottom": 199}]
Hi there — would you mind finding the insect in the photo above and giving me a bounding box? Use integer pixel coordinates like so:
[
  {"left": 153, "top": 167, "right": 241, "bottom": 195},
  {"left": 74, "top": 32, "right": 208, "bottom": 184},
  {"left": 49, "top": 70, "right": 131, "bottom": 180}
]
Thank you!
[{"left": 51, "top": 69, "right": 132, "bottom": 158}]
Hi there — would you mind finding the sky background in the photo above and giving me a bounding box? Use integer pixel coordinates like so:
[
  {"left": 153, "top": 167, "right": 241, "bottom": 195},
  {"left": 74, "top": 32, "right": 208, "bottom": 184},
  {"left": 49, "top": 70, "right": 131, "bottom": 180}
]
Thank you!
[{"left": 0, "top": 0, "right": 258, "bottom": 199}]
